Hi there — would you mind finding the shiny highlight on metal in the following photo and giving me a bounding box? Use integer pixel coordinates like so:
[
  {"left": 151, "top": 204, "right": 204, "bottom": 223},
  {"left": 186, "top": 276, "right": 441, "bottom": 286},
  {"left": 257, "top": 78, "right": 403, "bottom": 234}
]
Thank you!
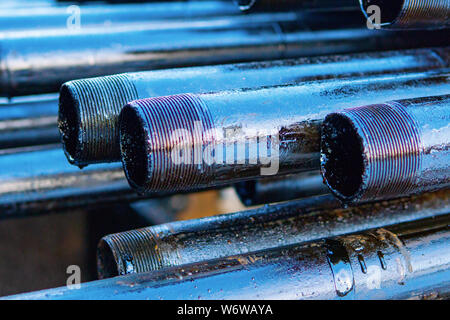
[
  {"left": 97, "top": 189, "right": 449, "bottom": 279},
  {"left": 359, "top": 0, "right": 450, "bottom": 29},
  {"left": 11, "top": 214, "right": 450, "bottom": 299},
  {"left": 119, "top": 70, "right": 450, "bottom": 194},
  {"left": 321, "top": 95, "right": 450, "bottom": 203},
  {"left": 237, "top": 0, "right": 357, "bottom": 12}
]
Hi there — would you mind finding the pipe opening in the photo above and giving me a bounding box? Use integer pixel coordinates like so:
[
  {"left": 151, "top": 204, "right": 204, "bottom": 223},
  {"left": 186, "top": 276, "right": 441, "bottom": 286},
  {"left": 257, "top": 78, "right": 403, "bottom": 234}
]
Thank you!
[
  {"left": 321, "top": 114, "right": 364, "bottom": 201},
  {"left": 234, "top": 180, "right": 257, "bottom": 206},
  {"left": 97, "top": 239, "right": 119, "bottom": 279},
  {"left": 360, "top": 0, "right": 404, "bottom": 25},
  {"left": 58, "top": 84, "right": 81, "bottom": 163},
  {"left": 119, "top": 105, "right": 149, "bottom": 190}
]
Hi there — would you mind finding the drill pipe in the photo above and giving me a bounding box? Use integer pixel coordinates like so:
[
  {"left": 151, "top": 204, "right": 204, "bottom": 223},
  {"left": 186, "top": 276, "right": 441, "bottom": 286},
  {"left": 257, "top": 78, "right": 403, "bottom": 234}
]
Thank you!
[
  {"left": 97, "top": 189, "right": 449, "bottom": 279},
  {"left": 235, "top": 0, "right": 357, "bottom": 12},
  {"left": 59, "top": 47, "right": 450, "bottom": 166},
  {"left": 234, "top": 170, "right": 328, "bottom": 206},
  {"left": 0, "top": 9, "right": 374, "bottom": 97},
  {"left": 359, "top": 0, "right": 450, "bottom": 29},
  {"left": 0, "top": 145, "right": 216, "bottom": 218},
  {"left": 0, "top": 1, "right": 239, "bottom": 31},
  {"left": 119, "top": 70, "right": 450, "bottom": 194},
  {"left": 321, "top": 95, "right": 450, "bottom": 204},
  {"left": 11, "top": 213, "right": 450, "bottom": 299},
  {"left": 0, "top": 95, "right": 60, "bottom": 149}
]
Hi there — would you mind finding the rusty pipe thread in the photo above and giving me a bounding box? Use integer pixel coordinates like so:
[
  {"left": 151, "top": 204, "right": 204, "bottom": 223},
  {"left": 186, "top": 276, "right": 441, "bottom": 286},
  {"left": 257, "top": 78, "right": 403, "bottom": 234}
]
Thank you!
[
  {"left": 359, "top": 0, "right": 450, "bottom": 29},
  {"left": 97, "top": 189, "right": 450, "bottom": 279},
  {"left": 58, "top": 74, "right": 138, "bottom": 166},
  {"left": 58, "top": 48, "right": 450, "bottom": 167},
  {"left": 321, "top": 94, "right": 450, "bottom": 203}
]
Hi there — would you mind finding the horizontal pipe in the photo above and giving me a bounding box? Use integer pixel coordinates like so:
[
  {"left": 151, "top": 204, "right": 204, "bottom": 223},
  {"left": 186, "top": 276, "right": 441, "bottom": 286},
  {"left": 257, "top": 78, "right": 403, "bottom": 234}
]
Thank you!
[
  {"left": 235, "top": 0, "right": 357, "bottom": 12},
  {"left": 2, "top": 10, "right": 450, "bottom": 98},
  {"left": 0, "top": 95, "right": 59, "bottom": 149},
  {"left": 119, "top": 69, "right": 450, "bottom": 194},
  {"left": 0, "top": 1, "right": 240, "bottom": 31},
  {"left": 10, "top": 213, "right": 450, "bottom": 299},
  {"left": 97, "top": 189, "right": 450, "bottom": 279},
  {"left": 321, "top": 95, "right": 450, "bottom": 204},
  {"left": 234, "top": 170, "right": 328, "bottom": 206},
  {"left": 59, "top": 47, "right": 450, "bottom": 166},
  {"left": 359, "top": 0, "right": 450, "bottom": 29}
]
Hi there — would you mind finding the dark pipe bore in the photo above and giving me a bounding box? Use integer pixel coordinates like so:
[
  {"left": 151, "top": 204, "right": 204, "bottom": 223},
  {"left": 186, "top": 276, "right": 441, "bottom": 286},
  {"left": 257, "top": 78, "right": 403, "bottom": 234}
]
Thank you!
[{"left": 58, "top": 85, "right": 81, "bottom": 165}]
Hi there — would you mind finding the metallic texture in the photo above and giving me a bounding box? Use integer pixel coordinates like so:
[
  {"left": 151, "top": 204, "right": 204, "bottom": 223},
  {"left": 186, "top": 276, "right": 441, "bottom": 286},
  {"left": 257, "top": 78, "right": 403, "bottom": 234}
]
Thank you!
[
  {"left": 359, "top": 0, "right": 450, "bottom": 29},
  {"left": 59, "top": 47, "right": 450, "bottom": 166},
  {"left": 321, "top": 95, "right": 450, "bottom": 203},
  {"left": 0, "top": 95, "right": 59, "bottom": 149},
  {"left": 0, "top": 1, "right": 240, "bottom": 31},
  {"left": 234, "top": 171, "right": 329, "bottom": 206},
  {"left": 10, "top": 214, "right": 450, "bottom": 299},
  {"left": 119, "top": 70, "right": 450, "bottom": 194},
  {"left": 96, "top": 189, "right": 449, "bottom": 279},
  {"left": 236, "top": 0, "right": 357, "bottom": 12}
]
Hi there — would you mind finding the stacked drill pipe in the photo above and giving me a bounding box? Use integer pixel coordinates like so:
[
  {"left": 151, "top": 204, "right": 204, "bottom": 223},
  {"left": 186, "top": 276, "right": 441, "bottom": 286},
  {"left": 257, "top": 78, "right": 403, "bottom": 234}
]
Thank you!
[
  {"left": 9, "top": 213, "right": 450, "bottom": 299},
  {"left": 96, "top": 189, "right": 449, "bottom": 279},
  {"left": 321, "top": 95, "right": 450, "bottom": 204},
  {"left": 0, "top": 1, "right": 240, "bottom": 31},
  {"left": 58, "top": 47, "right": 450, "bottom": 167},
  {"left": 235, "top": 0, "right": 358, "bottom": 12},
  {"left": 359, "top": 0, "right": 450, "bottom": 29},
  {"left": 2, "top": 9, "right": 450, "bottom": 97},
  {"left": 119, "top": 68, "right": 449, "bottom": 194},
  {"left": 0, "top": 95, "right": 60, "bottom": 149},
  {"left": 234, "top": 170, "right": 328, "bottom": 206}
]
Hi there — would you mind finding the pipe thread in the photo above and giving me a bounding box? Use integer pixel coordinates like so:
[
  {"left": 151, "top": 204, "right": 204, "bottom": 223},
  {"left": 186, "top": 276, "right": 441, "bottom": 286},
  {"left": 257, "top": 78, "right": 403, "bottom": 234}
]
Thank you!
[{"left": 395, "top": 0, "right": 449, "bottom": 28}]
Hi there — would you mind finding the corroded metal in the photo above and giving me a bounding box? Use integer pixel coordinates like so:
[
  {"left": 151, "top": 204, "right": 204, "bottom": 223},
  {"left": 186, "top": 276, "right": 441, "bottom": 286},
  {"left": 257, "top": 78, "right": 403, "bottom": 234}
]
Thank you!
[
  {"left": 321, "top": 95, "right": 450, "bottom": 203},
  {"left": 359, "top": 0, "right": 450, "bottom": 29},
  {"left": 10, "top": 213, "right": 450, "bottom": 299},
  {"left": 96, "top": 189, "right": 449, "bottom": 279},
  {"left": 59, "top": 48, "right": 450, "bottom": 166},
  {"left": 234, "top": 171, "right": 329, "bottom": 206},
  {"left": 119, "top": 70, "right": 450, "bottom": 194}
]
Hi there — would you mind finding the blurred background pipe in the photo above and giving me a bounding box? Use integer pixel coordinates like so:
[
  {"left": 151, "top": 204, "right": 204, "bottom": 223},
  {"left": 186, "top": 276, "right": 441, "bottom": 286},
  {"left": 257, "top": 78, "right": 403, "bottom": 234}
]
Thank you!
[
  {"left": 235, "top": 0, "right": 358, "bottom": 12},
  {"left": 119, "top": 69, "right": 450, "bottom": 194},
  {"left": 321, "top": 94, "right": 450, "bottom": 204},
  {"left": 359, "top": 0, "right": 450, "bottom": 29},
  {"left": 59, "top": 47, "right": 450, "bottom": 166},
  {"left": 234, "top": 171, "right": 328, "bottom": 206},
  {"left": 0, "top": 1, "right": 240, "bottom": 31},
  {"left": 96, "top": 189, "right": 449, "bottom": 279},
  {"left": 11, "top": 213, "right": 450, "bottom": 299},
  {"left": 0, "top": 94, "right": 59, "bottom": 149},
  {"left": 2, "top": 9, "right": 450, "bottom": 98}
]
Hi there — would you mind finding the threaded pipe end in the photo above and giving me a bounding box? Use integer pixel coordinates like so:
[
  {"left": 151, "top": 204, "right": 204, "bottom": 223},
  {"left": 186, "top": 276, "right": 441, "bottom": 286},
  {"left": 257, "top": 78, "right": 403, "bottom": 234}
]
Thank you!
[
  {"left": 97, "top": 228, "right": 165, "bottom": 279},
  {"left": 119, "top": 93, "right": 215, "bottom": 194},
  {"left": 58, "top": 74, "right": 138, "bottom": 167},
  {"left": 321, "top": 102, "right": 422, "bottom": 203}
]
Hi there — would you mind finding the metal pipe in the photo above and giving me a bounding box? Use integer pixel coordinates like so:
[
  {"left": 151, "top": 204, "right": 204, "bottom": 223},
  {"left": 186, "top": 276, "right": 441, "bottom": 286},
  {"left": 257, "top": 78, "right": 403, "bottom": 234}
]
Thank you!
[
  {"left": 59, "top": 47, "right": 450, "bottom": 166},
  {"left": 0, "top": 1, "right": 240, "bottom": 31},
  {"left": 235, "top": 0, "right": 357, "bottom": 12},
  {"left": 321, "top": 95, "right": 450, "bottom": 204},
  {"left": 359, "top": 0, "right": 450, "bottom": 29},
  {"left": 119, "top": 69, "right": 450, "bottom": 194},
  {"left": 96, "top": 189, "right": 449, "bottom": 279},
  {"left": 2, "top": 10, "right": 449, "bottom": 98},
  {"left": 10, "top": 213, "right": 450, "bottom": 299},
  {"left": 0, "top": 95, "right": 59, "bottom": 149},
  {"left": 234, "top": 170, "right": 328, "bottom": 206}
]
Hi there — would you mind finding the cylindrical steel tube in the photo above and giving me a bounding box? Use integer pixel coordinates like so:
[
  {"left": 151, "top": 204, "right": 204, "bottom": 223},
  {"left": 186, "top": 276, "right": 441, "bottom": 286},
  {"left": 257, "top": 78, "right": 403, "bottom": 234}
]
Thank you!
[
  {"left": 2, "top": 10, "right": 449, "bottom": 98},
  {"left": 119, "top": 69, "right": 450, "bottom": 194},
  {"left": 59, "top": 47, "right": 450, "bottom": 166},
  {"left": 11, "top": 214, "right": 450, "bottom": 300},
  {"left": 0, "top": 1, "right": 240, "bottom": 31},
  {"left": 359, "top": 0, "right": 450, "bottom": 29},
  {"left": 321, "top": 95, "right": 450, "bottom": 204},
  {"left": 97, "top": 189, "right": 449, "bottom": 279},
  {"left": 0, "top": 95, "right": 59, "bottom": 149},
  {"left": 234, "top": 171, "right": 328, "bottom": 206},
  {"left": 236, "top": 0, "right": 357, "bottom": 12}
]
